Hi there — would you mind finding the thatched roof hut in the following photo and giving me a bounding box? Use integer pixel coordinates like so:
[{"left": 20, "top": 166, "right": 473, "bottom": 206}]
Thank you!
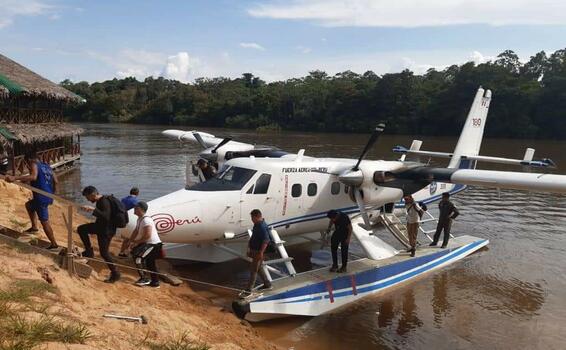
[
  {"left": 0, "top": 123, "right": 83, "bottom": 145},
  {"left": 0, "top": 53, "right": 85, "bottom": 103}
]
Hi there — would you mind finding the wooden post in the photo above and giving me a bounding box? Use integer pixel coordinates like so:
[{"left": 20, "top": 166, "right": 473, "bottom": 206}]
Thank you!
[
  {"left": 9, "top": 144, "right": 15, "bottom": 176},
  {"left": 66, "top": 205, "right": 75, "bottom": 276}
]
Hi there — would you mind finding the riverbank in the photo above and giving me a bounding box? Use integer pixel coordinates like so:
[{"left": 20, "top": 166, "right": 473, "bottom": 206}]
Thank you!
[{"left": 0, "top": 179, "right": 279, "bottom": 350}]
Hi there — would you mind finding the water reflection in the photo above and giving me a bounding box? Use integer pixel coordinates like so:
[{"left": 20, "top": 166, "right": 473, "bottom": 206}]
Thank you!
[
  {"left": 432, "top": 272, "right": 450, "bottom": 327},
  {"left": 396, "top": 289, "right": 423, "bottom": 336}
]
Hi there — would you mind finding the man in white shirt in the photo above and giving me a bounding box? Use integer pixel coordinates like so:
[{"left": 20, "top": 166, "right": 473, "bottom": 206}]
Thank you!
[
  {"left": 128, "top": 201, "right": 162, "bottom": 287},
  {"left": 404, "top": 195, "right": 423, "bottom": 257}
]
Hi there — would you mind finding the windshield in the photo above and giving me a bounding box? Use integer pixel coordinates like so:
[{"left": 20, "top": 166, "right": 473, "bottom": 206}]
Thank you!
[{"left": 188, "top": 166, "right": 257, "bottom": 191}]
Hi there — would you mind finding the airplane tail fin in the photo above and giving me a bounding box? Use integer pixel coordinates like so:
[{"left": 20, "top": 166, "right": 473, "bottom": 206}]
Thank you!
[{"left": 448, "top": 87, "right": 492, "bottom": 169}]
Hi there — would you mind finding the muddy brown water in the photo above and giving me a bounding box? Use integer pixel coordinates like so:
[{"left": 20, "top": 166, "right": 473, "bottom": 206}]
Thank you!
[{"left": 59, "top": 123, "right": 566, "bottom": 350}]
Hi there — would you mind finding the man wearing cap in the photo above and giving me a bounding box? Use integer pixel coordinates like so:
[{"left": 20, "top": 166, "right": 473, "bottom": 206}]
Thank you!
[
  {"left": 128, "top": 201, "right": 162, "bottom": 288},
  {"left": 326, "top": 210, "right": 352, "bottom": 273},
  {"left": 78, "top": 186, "right": 121, "bottom": 283},
  {"left": 430, "top": 192, "right": 460, "bottom": 248}
]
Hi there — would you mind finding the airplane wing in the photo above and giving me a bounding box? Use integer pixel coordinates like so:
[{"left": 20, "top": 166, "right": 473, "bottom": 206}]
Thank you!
[
  {"left": 162, "top": 129, "right": 228, "bottom": 148},
  {"left": 401, "top": 167, "right": 566, "bottom": 194}
]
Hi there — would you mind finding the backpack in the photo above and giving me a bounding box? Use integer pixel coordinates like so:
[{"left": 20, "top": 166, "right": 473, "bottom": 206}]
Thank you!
[{"left": 106, "top": 195, "right": 129, "bottom": 228}]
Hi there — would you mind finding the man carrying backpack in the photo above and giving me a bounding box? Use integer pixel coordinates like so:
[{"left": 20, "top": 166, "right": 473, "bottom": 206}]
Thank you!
[{"left": 78, "top": 185, "right": 126, "bottom": 283}]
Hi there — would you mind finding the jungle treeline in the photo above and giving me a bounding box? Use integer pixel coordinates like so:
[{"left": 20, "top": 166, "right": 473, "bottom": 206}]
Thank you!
[{"left": 62, "top": 49, "right": 566, "bottom": 139}]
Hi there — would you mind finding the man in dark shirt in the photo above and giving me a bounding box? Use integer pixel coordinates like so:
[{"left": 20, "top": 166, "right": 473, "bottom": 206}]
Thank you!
[
  {"left": 327, "top": 210, "right": 353, "bottom": 273},
  {"left": 430, "top": 192, "right": 460, "bottom": 248},
  {"left": 78, "top": 186, "right": 121, "bottom": 283},
  {"left": 193, "top": 159, "right": 217, "bottom": 181},
  {"left": 244, "top": 209, "right": 272, "bottom": 295}
]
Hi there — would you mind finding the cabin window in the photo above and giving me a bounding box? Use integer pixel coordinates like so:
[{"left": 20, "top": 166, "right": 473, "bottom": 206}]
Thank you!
[
  {"left": 254, "top": 174, "right": 271, "bottom": 194},
  {"left": 292, "top": 184, "right": 302, "bottom": 197},
  {"left": 307, "top": 183, "right": 317, "bottom": 196},
  {"left": 246, "top": 185, "right": 254, "bottom": 194},
  {"left": 331, "top": 181, "right": 340, "bottom": 195}
]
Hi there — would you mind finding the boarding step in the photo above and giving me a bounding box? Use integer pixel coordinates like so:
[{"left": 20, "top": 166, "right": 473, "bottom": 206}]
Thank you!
[{"left": 379, "top": 213, "right": 411, "bottom": 248}]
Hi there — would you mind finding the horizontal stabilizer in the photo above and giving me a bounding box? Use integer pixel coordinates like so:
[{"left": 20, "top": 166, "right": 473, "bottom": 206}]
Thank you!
[{"left": 393, "top": 145, "right": 555, "bottom": 168}]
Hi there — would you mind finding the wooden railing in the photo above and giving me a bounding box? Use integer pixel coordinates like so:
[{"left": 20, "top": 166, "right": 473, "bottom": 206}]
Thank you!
[{"left": 11, "top": 146, "right": 81, "bottom": 175}]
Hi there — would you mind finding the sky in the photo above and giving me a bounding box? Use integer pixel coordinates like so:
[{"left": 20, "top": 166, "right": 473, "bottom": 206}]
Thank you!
[{"left": 1, "top": 0, "right": 566, "bottom": 83}]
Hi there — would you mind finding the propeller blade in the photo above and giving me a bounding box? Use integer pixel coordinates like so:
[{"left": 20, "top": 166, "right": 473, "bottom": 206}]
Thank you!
[
  {"left": 212, "top": 138, "right": 232, "bottom": 153},
  {"left": 353, "top": 123, "right": 385, "bottom": 171},
  {"left": 353, "top": 188, "right": 370, "bottom": 226},
  {"left": 192, "top": 132, "right": 207, "bottom": 149}
]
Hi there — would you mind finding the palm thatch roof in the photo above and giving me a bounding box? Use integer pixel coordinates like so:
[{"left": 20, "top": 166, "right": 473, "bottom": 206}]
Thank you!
[
  {"left": 0, "top": 123, "right": 83, "bottom": 145},
  {"left": 0, "top": 54, "right": 85, "bottom": 103}
]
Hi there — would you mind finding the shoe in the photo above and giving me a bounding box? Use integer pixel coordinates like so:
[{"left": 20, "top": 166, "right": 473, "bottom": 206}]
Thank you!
[
  {"left": 410, "top": 249, "right": 416, "bottom": 257},
  {"left": 149, "top": 281, "right": 160, "bottom": 288},
  {"left": 258, "top": 284, "right": 272, "bottom": 291},
  {"left": 104, "top": 272, "right": 121, "bottom": 283},
  {"left": 337, "top": 266, "right": 347, "bottom": 273},
  {"left": 46, "top": 245, "right": 59, "bottom": 251},
  {"left": 329, "top": 266, "right": 338, "bottom": 272},
  {"left": 24, "top": 227, "right": 39, "bottom": 233},
  {"left": 81, "top": 250, "right": 94, "bottom": 258},
  {"left": 118, "top": 253, "right": 128, "bottom": 258},
  {"left": 429, "top": 242, "right": 437, "bottom": 247},
  {"left": 441, "top": 245, "right": 447, "bottom": 249},
  {"left": 238, "top": 289, "right": 252, "bottom": 298},
  {"left": 135, "top": 278, "right": 151, "bottom": 286}
]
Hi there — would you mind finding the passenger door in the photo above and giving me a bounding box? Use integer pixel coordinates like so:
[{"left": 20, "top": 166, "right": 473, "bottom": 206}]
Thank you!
[{"left": 240, "top": 173, "right": 276, "bottom": 227}]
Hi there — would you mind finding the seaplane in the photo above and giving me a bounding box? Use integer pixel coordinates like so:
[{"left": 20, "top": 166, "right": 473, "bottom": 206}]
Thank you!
[{"left": 121, "top": 87, "right": 566, "bottom": 321}]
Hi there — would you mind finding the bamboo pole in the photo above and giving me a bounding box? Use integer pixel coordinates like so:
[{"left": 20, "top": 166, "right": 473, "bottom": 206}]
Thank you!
[{"left": 66, "top": 205, "right": 75, "bottom": 276}]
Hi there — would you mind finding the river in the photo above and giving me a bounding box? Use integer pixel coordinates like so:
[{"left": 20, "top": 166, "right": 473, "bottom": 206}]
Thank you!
[{"left": 59, "top": 123, "right": 566, "bottom": 350}]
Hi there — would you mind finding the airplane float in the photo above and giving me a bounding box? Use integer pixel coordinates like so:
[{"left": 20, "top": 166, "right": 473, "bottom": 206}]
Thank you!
[{"left": 120, "top": 87, "right": 566, "bottom": 321}]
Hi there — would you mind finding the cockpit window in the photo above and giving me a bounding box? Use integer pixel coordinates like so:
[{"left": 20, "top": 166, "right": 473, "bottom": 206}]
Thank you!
[{"left": 188, "top": 166, "right": 257, "bottom": 191}]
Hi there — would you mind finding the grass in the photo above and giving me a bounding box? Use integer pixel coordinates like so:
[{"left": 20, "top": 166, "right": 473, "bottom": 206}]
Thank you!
[
  {"left": 143, "top": 332, "right": 210, "bottom": 350},
  {"left": 0, "top": 279, "right": 57, "bottom": 303},
  {"left": 0, "top": 279, "right": 91, "bottom": 349}
]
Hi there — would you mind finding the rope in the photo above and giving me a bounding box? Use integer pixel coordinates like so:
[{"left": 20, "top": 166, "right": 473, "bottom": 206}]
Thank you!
[{"left": 76, "top": 254, "right": 244, "bottom": 293}]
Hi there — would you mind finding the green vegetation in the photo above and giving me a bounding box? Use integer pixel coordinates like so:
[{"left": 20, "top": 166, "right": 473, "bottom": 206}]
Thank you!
[
  {"left": 0, "top": 279, "right": 91, "bottom": 349},
  {"left": 62, "top": 49, "right": 566, "bottom": 139},
  {"left": 142, "top": 332, "right": 210, "bottom": 350}
]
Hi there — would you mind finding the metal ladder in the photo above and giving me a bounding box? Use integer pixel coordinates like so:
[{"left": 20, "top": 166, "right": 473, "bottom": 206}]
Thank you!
[
  {"left": 378, "top": 209, "right": 454, "bottom": 247},
  {"left": 418, "top": 210, "right": 455, "bottom": 242},
  {"left": 247, "top": 228, "right": 297, "bottom": 284},
  {"left": 379, "top": 213, "right": 411, "bottom": 248}
]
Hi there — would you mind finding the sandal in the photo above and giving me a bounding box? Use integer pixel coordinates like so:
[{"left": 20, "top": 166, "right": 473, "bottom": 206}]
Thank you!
[{"left": 24, "top": 227, "right": 39, "bottom": 233}]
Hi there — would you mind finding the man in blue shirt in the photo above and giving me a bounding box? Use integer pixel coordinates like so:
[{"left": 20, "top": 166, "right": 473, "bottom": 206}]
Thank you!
[
  {"left": 6, "top": 150, "right": 59, "bottom": 250},
  {"left": 118, "top": 187, "right": 140, "bottom": 257},
  {"left": 121, "top": 187, "right": 139, "bottom": 210},
  {"left": 243, "top": 209, "right": 272, "bottom": 295}
]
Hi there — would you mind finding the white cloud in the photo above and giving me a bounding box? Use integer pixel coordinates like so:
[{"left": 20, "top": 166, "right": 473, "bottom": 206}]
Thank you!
[
  {"left": 296, "top": 45, "right": 312, "bottom": 54},
  {"left": 162, "top": 52, "right": 194, "bottom": 82},
  {"left": 239, "top": 42, "right": 266, "bottom": 51},
  {"left": 248, "top": 0, "right": 566, "bottom": 27},
  {"left": 0, "top": 0, "right": 53, "bottom": 28},
  {"left": 470, "top": 50, "right": 496, "bottom": 64}
]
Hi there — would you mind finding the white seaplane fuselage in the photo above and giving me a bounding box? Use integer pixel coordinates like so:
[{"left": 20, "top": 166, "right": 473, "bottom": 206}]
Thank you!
[{"left": 125, "top": 156, "right": 458, "bottom": 244}]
